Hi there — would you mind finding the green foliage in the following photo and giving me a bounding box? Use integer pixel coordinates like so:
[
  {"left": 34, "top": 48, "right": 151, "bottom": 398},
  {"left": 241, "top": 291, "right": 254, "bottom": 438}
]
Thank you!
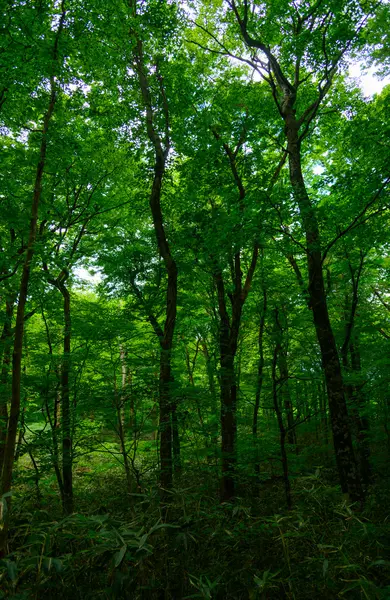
[{"left": 1, "top": 0, "right": 390, "bottom": 597}]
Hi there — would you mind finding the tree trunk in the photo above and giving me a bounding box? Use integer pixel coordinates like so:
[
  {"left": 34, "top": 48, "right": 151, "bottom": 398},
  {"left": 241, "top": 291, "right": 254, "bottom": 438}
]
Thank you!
[
  {"left": 153, "top": 157, "right": 178, "bottom": 494},
  {"left": 60, "top": 283, "right": 73, "bottom": 515},
  {"left": 214, "top": 268, "right": 242, "bottom": 503},
  {"left": 0, "top": 4, "right": 65, "bottom": 554},
  {"left": 159, "top": 348, "right": 174, "bottom": 490},
  {"left": 285, "top": 113, "right": 362, "bottom": 502},
  {"left": 210, "top": 118, "right": 259, "bottom": 502},
  {"left": 172, "top": 405, "right": 181, "bottom": 473},
  {"left": 185, "top": 340, "right": 203, "bottom": 429},
  {"left": 279, "top": 349, "right": 296, "bottom": 447},
  {"left": 41, "top": 307, "right": 65, "bottom": 503},
  {"left": 0, "top": 297, "right": 14, "bottom": 473},
  {"left": 120, "top": 344, "right": 127, "bottom": 429},
  {"left": 0, "top": 85, "right": 60, "bottom": 558},
  {"left": 230, "top": 0, "right": 363, "bottom": 503},
  {"left": 272, "top": 309, "right": 292, "bottom": 510},
  {"left": 319, "top": 379, "right": 329, "bottom": 446},
  {"left": 14, "top": 404, "right": 26, "bottom": 463},
  {"left": 350, "top": 340, "right": 371, "bottom": 487},
  {"left": 220, "top": 352, "right": 237, "bottom": 502},
  {"left": 114, "top": 349, "right": 135, "bottom": 502},
  {"left": 201, "top": 341, "right": 219, "bottom": 446},
  {"left": 216, "top": 249, "right": 258, "bottom": 503},
  {"left": 117, "top": 403, "right": 134, "bottom": 497},
  {"left": 130, "top": 3, "right": 178, "bottom": 495},
  {"left": 253, "top": 288, "right": 267, "bottom": 475}
]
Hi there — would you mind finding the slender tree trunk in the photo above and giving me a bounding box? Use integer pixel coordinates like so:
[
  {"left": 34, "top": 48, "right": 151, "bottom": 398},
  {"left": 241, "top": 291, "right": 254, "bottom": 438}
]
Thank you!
[
  {"left": 117, "top": 403, "right": 133, "bottom": 496},
  {"left": 340, "top": 256, "right": 370, "bottom": 487},
  {"left": 159, "top": 348, "right": 174, "bottom": 489},
  {"left": 14, "top": 404, "right": 26, "bottom": 462},
  {"left": 185, "top": 341, "right": 203, "bottom": 428},
  {"left": 0, "top": 4, "right": 65, "bottom": 554},
  {"left": 130, "top": 1, "right": 178, "bottom": 494},
  {"left": 350, "top": 340, "right": 371, "bottom": 487},
  {"left": 253, "top": 289, "right": 266, "bottom": 475},
  {"left": 0, "top": 79, "right": 61, "bottom": 559},
  {"left": 214, "top": 268, "right": 243, "bottom": 503},
  {"left": 210, "top": 116, "right": 259, "bottom": 502},
  {"left": 319, "top": 379, "right": 329, "bottom": 445},
  {"left": 42, "top": 308, "right": 65, "bottom": 502},
  {"left": 128, "top": 371, "right": 135, "bottom": 432},
  {"left": 285, "top": 115, "right": 362, "bottom": 502},
  {"left": 220, "top": 351, "right": 237, "bottom": 502},
  {"left": 25, "top": 437, "right": 42, "bottom": 504},
  {"left": 154, "top": 162, "right": 178, "bottom": 493},
  {"left": 216, "top": 251, "right": 258, "bottom": 503},
  {"left": 0, "top": 297, "right": 15, "bottom": 473},
  {"left": 151, "top": 401, "right": 159, "bottom": 442},
  {"left": 113, "top": 353, "right": 135, "bottom": 501},
  {"left": 272, "top": 309, "right": 292, "bottom": 510},
  {"left": 120, "top": 344, "right": 127, "bottom": 429},
  {"left": 201, "top": 341, "right": 219, "bottom": 447},
  {"left": 274, "top": 306, "right": 296, "bottom": 448},
  {"left": 172, "top": 405, "right": 181, "bottom": 473},
  {"left": 48, "top": 379, "right": 64, "bottom": 502},
  {"left": 60, "top": 283, "right": 73, "bottom": 515},
  {"left": 279, "top": 350, "right": 296, "bottom": 446}
]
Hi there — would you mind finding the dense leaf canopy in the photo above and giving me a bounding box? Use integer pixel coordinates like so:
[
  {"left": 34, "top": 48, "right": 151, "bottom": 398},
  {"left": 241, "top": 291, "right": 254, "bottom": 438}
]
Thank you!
[{"left": 0, "top": 0, "right": 389, "bottom": 598}]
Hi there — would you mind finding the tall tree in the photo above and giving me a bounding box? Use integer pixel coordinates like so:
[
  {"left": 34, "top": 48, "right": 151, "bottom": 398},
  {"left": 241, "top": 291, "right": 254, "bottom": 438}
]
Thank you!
[
  {"left": 128, "top": 0, "right": 178, "bottom": 493},
  {"left": 189, "top": 0, "right": 390, "bottom": 501},
  {"left": 0, "top": 1, "right": 66, "bottom": 554}
]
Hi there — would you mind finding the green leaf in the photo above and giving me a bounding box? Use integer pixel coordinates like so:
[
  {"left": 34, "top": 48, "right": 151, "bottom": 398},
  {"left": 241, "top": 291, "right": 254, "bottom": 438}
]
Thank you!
[
  {"left": 6, "top": 560, "right": 17, "bottom": 582},
  {"left": 368, "top": 559, "right": 390, "bottom": 568},
  {"left": 322, "top": 558, "right": 329, "bottom": 577},
  {"left": 113, "top": 544, "right": 127, "bottom": 568},
  {"left": 138, "top": 533, "right": 148, "bottom": 550}
]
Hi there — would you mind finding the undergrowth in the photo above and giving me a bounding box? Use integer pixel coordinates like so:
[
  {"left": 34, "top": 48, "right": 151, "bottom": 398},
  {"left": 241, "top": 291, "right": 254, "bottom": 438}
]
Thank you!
[{"left": 1, "top": 463, "right": 390, "bottom": 599}]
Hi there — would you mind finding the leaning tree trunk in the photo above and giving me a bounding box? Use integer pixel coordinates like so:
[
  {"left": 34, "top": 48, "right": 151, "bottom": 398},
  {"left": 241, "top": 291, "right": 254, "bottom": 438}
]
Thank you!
[
  {"left": 0, "top": 3, "right": 65, "bottom": 555},
  {"left": 0, "top": 82, "right": 58, "bottom": 558}
]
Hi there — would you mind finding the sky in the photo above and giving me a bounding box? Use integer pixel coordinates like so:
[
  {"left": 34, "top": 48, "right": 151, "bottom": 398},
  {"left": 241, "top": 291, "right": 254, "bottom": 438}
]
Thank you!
[{"left": 348, "top": 63, "right": 390, "bottom": 96}]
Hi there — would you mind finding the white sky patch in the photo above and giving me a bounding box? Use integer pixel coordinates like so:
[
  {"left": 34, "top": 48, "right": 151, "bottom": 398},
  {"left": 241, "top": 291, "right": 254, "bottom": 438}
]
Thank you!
[
  {"left": 313, "top": 165, "right": 325, "bottom": 175},
  {"left": 66, "top": 81, "right": 91, "bottom": 95},
  {"left": 75, "top": 266, "right": 102, "bottom": 286},
  {"left": 348, "top": 63, "right": 390, "bottom": 96}
]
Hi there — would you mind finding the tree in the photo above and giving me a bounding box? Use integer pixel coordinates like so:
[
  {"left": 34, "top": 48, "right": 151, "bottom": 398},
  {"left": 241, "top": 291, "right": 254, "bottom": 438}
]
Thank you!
[
  {"left": 189, "top": 0, "right": 390, "bottom": 502},
  {"left": 0, "top": 0, "right": 66, "bottom": 554}
]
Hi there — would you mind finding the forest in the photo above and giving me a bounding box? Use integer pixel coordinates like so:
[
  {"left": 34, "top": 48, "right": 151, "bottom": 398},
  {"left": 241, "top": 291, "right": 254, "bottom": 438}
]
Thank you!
[{"left": 0, "top": 0, "right": 390, "bottom": 598}]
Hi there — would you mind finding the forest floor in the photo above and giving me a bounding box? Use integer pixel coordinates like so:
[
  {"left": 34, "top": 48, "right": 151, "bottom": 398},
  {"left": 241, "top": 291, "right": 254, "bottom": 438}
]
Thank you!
[{"left": 1, "top": 448, "right": 390, "bottom": 599}]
